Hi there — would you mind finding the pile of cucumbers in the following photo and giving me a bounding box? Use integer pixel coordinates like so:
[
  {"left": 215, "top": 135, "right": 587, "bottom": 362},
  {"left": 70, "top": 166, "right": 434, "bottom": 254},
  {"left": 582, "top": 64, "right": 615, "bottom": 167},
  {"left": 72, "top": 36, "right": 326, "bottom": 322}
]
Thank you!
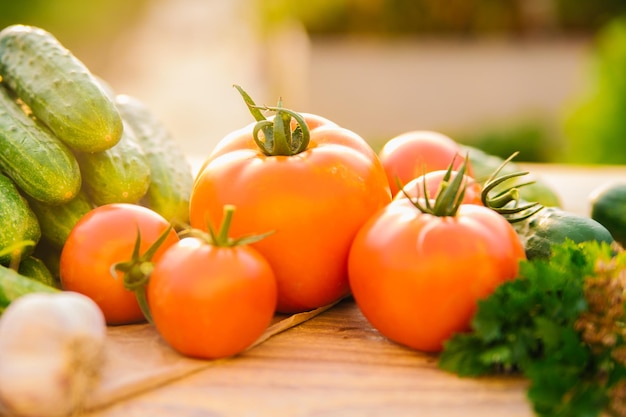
[{"left": 0, "top": 24, "right": 193, "bottom": 290}]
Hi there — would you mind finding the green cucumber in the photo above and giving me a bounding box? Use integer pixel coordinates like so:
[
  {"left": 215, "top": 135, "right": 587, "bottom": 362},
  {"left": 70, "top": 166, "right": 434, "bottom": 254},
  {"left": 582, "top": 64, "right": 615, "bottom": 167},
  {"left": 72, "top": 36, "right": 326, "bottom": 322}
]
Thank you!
[
  {"left": 0, "top": 85, "right": 82, "bottom": 204},
  {"left": 115, "top": 94, "right": 193, "bottom": 226},
  {"left": 0, "top": 173, "right": 40, "bottom": 266},
  {"left": 589, "top": 182, "right": 626, "bottom": 247},
  {"left": 0, "top": 264, "right": 58, "bottom": 313},
  {"left": 74, "top": 122, "right": 151, "bottom": 206},
  {"left": 26, "top": 189, "right": 94, "bottom": 249},
  {"left": 32, "top": 241, "right": 62, "bottom": 282},
  {"left": 0, "top": 24, "right": 123, "bottom": 153},
  {"left": 18, "top": 255, "right": 60, "bottom": 289},
  {"left": 515, "top": 207, "right": 614, "bottom": 260}
]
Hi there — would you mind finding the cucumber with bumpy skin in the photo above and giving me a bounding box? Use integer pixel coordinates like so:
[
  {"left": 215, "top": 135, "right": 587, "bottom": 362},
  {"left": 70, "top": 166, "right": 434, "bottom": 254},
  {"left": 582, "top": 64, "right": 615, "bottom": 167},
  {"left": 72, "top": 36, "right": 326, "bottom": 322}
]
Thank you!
[
  {"left": 74, "top": 122, "right": 151, "bottom": 206},
  {"left": 26, "top": 189, "right": 94, "bottom": 249},
  {"left": 0, "top": 85, "right": 81, "bottom": 204},
  {"left": 0, "top": 264, "right": 58, "bottom": 313},
  {"left": 32, "top": 241, "right": 62, "bottom": 282},
  {"left": 18, "top": 256, "right": 59, "bottom": 289},
  {"left": 115, "top": 94, "right": 193, "bottom": 226},
  {"left": 0, "top": 173, "right": 40, "bottom": 266},
  {"left": 0, "top": 24, "right": 123, "bottom": 153}
]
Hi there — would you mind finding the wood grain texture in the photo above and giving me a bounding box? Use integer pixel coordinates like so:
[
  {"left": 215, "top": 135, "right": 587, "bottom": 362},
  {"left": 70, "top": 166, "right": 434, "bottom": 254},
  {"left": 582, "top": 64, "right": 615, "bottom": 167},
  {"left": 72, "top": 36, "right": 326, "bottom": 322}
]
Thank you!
[
  {"left": 79, "top": 302, "right": 339, "bottom": 412},
  {"left": 83, "top": 299, "right": 533, "bottom": 417}
]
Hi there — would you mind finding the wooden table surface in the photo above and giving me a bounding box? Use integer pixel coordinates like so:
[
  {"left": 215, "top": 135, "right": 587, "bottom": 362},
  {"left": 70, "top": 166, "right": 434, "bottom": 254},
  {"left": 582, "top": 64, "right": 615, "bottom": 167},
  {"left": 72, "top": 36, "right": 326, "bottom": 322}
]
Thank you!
[
  {"left": 84, "top": 299, "right": 532, "bottom": 417},
  {"left": 76, "top": 163, "right": 626, "bottom": 417}
]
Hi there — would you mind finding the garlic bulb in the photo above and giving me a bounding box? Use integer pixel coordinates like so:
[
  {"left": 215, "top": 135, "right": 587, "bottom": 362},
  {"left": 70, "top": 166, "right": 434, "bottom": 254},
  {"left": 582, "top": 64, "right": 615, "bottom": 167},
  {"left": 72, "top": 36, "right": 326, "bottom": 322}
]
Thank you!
[{"left": 0, "top": 291, "right": 107, "bottom": 417}]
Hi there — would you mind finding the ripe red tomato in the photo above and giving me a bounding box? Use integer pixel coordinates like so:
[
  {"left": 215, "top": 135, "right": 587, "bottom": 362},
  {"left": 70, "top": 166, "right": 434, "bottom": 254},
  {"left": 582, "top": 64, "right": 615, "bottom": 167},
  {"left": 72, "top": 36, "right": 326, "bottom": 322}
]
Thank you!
[
  {"left": 348, "top": 198, "right": 525, "bottom": 353},
  {"left": 190, "top": 88, "right": 391, "bottom": 313},
  {"left": 378, "top": 130, "right": 473, "bottom": 196},
  {"left": 148, "top": 234, "right": 277, "bottom": 359},
  {"left": 394, "top": 169, "right": 483, "bottom": 205},
  {"left": 59, "top": 204, "right": 179, "bottom": 325}
]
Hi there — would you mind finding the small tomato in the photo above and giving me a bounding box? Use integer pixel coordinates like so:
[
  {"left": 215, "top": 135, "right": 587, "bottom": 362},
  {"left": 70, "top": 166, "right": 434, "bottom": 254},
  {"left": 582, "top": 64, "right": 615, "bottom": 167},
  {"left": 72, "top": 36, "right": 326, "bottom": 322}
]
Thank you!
[
  {"left": 59, "top": 204, "right": 179, "bottom": 325},
  {"left": 378, "top": 130, "right": 473, "bottom": 196},
  {"left": 148, "top": 206, "right": 277, "bottom": 359}
]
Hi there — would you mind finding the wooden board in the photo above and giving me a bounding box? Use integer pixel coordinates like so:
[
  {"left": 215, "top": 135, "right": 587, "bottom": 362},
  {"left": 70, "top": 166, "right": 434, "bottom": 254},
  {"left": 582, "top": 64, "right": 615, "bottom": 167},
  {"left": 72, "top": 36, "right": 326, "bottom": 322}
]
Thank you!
[
  {"left": 80, "top": 302, "right": 340, "bottom": 412},
  {"left": 81, "top": 299, "right": 533, "bottom": 417}
]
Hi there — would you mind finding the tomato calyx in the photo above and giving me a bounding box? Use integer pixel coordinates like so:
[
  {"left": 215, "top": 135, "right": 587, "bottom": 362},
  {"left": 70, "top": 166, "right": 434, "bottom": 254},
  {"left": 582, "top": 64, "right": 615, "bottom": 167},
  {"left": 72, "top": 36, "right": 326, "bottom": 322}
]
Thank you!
[
  {"left": 480, "top": 152, "right": 543, "bottom": 223},
  {"left": 234, "top": 84, "right": 310, "bottom": 157},
  {"left": 398, "top": 155, "right": 469, "bottom": 217},
  {"left": 182, "top": 204, "right": 273, "bottom": 248},
  {"left": 113, "top": 225, "right": 174, "bottom": 324}
]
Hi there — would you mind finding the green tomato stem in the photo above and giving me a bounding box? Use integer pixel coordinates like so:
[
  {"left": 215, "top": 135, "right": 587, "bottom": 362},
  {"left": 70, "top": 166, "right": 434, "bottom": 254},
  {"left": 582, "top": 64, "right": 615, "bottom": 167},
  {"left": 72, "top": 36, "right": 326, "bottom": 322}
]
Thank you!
[
  {"left": 216, "top": 204, "right": 235, "bottom": 246},
  {"left": 114, "top": 225, "right": 173, "bottom": 324},
  {"left": 480, "top": 152, "right": 545, "bottom": 223},
  {"left": 234, "top": 84, "right": 310, "bottom": 156},
  {"left": 402, "top": 154, "right": 468, "bottom": 217},
  {"left": 134, "top": 286, "right": 153, "bottom": 325},
  {"left": 196, "top": 205, "right": 274, "bottom": 248}
]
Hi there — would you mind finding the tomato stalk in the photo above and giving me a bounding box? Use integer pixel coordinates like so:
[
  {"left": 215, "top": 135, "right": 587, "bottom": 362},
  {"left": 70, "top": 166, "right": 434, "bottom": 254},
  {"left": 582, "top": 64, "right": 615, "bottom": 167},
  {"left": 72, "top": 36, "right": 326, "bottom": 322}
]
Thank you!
[
  {"left": 399, "top": 155, "right": 469, "bottom": 217},
  {"left": 398, "top": 151, "right": 543, "bottom": 223},
  {"left": 113, "top": 225, "right": 173, "bottom": 324},
  {"left": 234, "top": 84, "right": 310, "bottom": 156},
  {"left": 184, "top": 204, "right": 274, "bottom": 248},
  {"left": 480, "top": 152, "right": 543, "bottom": 223}
]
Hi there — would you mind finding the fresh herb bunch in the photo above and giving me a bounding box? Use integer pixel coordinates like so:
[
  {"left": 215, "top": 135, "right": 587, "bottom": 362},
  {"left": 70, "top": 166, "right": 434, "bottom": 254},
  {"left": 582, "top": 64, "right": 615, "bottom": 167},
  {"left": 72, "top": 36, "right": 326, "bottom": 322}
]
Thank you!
[{"left": 438, "top": 239, "right": 626, "bottom": 417}]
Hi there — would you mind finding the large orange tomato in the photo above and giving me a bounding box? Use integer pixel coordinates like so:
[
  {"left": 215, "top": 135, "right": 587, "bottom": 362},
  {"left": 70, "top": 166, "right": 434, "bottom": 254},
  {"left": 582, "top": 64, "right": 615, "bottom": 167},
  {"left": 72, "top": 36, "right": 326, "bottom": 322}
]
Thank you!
[
  {"left": 378, "top": 130, "right": 473, "bottom": 196},
  {"left": 59, "top": 204, "right": 180, "bottom": 325},
  {"left": 190, "top": 86, "right": 391, "bottom": 313},
  {"left": 348, "top": 167, "right": 525, "bottom": 353}
]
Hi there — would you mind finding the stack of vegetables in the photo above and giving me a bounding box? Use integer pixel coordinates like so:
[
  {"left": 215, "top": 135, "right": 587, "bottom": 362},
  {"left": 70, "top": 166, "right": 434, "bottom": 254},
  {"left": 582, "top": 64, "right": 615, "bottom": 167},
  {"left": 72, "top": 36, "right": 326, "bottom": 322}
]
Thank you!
[
  {"left": 0, "top": 24, "right": 194, "bottom": 416},
  {"left": 0, "top": 24, "right": 193, "bottom": 291},
  {"left": 1, "top": 22, "right": 626, "bottom": 417}
]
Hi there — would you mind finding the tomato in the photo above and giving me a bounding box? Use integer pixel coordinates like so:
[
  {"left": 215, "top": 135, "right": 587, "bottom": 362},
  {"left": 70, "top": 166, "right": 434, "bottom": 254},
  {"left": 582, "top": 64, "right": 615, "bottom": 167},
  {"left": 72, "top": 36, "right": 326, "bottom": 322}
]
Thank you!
[
  {"left": 59, "top": 204, "right": 180, "bottom": 325},
  {"left": 148, "top": 215, "right": 277, "bottom": 359},
  {"left": 348, "top": 176, "right": 525, "bottom": 352},
  {"left": 190, "top": 86, "right": 391, "bottom": 313},
  {"left": 378, "top": 130, "right": 473, "bottom": 197},
  {"left": 394, "top": 169, "right": 483, "bottom": 205}
]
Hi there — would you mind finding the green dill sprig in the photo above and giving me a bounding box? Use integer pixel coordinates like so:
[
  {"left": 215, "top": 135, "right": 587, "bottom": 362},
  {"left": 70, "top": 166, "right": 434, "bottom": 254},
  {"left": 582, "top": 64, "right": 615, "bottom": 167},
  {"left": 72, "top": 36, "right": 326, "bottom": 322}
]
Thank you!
[{"left": 438, "top": 239, "right": 626, "bottom": 417}]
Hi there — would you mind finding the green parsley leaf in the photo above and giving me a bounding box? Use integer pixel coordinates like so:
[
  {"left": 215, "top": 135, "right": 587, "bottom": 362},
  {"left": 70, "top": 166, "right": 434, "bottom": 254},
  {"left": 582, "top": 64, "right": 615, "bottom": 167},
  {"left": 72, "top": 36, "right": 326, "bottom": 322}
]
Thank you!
[{"left": 438, "top": 239, "right": 620, "bottom": 417}]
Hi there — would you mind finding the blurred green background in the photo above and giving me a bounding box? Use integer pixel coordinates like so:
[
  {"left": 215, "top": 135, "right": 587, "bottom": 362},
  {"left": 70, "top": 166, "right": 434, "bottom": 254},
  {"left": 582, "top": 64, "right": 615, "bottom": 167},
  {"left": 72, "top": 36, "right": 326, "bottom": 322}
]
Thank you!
[
  {"left": 256, "top": 0, "right": 625, "bottom": 36},
  {"left": 1, "top": 0, "right": 626, "bottom": 164},
  {"left": 254, "top": 0, "right": 626, "bottom": 164}
]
